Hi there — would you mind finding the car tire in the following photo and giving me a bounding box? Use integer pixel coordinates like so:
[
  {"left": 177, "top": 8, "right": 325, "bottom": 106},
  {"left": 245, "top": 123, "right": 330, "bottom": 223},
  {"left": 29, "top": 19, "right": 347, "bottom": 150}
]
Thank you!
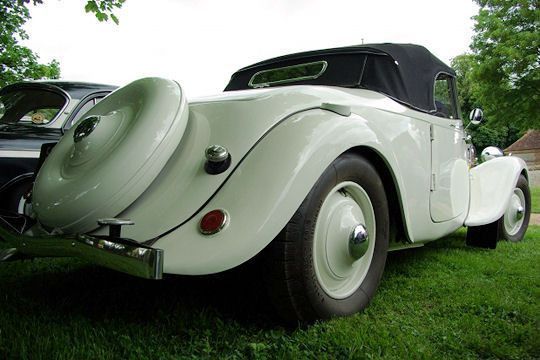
[
  {"left": 499, "top": 175, "right": 530, "bottom": 242},
  {"left": 264, "top": 153, "right": 389, "bottom": 322}
]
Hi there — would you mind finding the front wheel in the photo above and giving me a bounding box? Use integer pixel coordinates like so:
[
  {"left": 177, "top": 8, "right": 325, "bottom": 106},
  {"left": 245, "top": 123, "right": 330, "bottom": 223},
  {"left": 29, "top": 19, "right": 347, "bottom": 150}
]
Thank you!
[
  {"left": 500, "top": 175, "right": 531, "bottom": 242},
  {"left": 264, "top": 154, "right": 389, "bottom": 322}
]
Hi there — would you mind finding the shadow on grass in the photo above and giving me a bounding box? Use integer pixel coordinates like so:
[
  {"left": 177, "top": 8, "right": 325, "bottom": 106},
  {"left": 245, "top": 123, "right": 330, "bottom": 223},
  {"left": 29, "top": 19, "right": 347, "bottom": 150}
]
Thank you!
[
  {"left": 0, "top": 256, "right": 281, "bottom": 329},
  {"left": 386, "top": 229, "right": 475, "bottom": 264},
  {"left": 0, "top": 228, "right": 491, "bottom": 329}
]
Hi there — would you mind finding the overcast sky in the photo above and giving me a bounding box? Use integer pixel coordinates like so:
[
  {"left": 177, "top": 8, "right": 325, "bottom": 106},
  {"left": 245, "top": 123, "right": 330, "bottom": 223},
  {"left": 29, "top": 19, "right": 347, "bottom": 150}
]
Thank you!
[{"left": 23, "top": 0, "right": 479, "bottom": 98}]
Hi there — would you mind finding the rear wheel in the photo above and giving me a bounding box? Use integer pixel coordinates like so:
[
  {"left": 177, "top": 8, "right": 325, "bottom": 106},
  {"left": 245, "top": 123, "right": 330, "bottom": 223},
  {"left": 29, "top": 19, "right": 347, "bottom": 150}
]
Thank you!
[{"left": 264, "top": 154, "right": 389, "bottom": 322}]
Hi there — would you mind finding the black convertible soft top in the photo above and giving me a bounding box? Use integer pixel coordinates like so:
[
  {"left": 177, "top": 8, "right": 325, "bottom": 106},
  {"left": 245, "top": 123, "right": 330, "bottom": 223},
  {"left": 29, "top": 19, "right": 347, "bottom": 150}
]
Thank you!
[{"left": 224, "top": 43, "right": 455, "bottom": 113}]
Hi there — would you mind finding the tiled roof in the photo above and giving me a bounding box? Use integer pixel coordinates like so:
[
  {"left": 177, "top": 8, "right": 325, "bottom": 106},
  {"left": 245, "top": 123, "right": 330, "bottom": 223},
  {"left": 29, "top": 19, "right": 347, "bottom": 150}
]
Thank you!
[{"left": 505, "top": 130, "right": 540, "bottom": 152}]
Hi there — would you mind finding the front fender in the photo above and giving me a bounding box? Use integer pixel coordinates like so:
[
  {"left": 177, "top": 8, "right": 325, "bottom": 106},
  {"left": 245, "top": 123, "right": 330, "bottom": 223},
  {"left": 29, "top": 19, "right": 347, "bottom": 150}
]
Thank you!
[
  {"left": 154, "top": 109, "right": 400, "bottom": 275},
  {"left": 465, "top": 156, "right": 528, "bottom": 226}
]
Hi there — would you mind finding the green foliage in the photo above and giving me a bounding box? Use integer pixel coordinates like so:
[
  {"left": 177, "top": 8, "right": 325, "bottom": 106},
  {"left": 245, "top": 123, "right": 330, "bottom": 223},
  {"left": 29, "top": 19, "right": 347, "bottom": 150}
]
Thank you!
[
  {"left": 451, "top": 1, "right": 539, "bottom": 149},
  {"left": 18, "top": 0, "right": 125, "bottom": 24},
  {"left": 451, "top": 0, "right": 538, "bottom": 150},
  {"left": 470, "top": 0, "right": 540, "bottom": 130},
  {"left": 0, "top": 0, "right": 60, "bottom": 87},
  {"left": 468, "top": 123, "right": 520, "bottom": 152},
  {"left": 1, "top": 0, "right": 126, "bottom": 88},
  {"left": 451, "top": 54, "right": 521, "bottom": 151},
  {"left": 0, "top": 227, "right": 538, "bottom": 358},
  {"left": 451, "top": 54, "right": 478, "bottom": 118},
  {"left": 84, "top": 0, "right": 125, "bottom": 24}
]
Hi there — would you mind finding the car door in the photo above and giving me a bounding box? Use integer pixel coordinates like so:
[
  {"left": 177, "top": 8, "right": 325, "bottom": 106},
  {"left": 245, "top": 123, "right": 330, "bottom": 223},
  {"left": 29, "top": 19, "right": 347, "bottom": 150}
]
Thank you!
[{"left": 429, "top": 74, "right": 469, "bottom": 222}]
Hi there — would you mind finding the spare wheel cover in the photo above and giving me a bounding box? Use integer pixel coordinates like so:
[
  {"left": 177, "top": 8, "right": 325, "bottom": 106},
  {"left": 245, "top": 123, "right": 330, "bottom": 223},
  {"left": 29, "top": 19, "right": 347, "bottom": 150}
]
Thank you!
[{"left": 33, "top": 77, "right": 189, "bottom": 233}]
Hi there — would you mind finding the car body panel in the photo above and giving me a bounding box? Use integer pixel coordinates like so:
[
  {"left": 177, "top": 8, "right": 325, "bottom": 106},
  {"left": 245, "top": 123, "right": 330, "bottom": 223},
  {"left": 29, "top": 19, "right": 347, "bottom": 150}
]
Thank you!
[
  {"left": 105, "top": 86, "right": 395, "bottom": 240},
  {"left": 465, "top": 156, "right": 528, "bottom": 226},
  {"left": 429, "top": 121, "right": 470, "bottom": 222},
  {"left": 150, "top": 99, "right": 467, "bottom": 274},
  {"left": 82, "top": 85, "right": 466, "bottom": 275}
]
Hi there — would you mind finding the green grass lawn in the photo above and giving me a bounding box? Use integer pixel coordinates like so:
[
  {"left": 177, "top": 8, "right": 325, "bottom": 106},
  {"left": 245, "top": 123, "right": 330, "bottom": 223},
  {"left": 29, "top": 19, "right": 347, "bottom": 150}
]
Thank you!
[
  {"left": 532, "top": 187, "right": 540, "bottom": 213},
  {"left": 0, "top": 227, "right": 538, "bottom": 359}
]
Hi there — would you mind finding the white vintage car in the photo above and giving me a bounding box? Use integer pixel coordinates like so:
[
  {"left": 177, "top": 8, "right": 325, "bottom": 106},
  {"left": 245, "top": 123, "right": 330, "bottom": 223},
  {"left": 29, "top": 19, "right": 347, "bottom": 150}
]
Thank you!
[{"left": 0, "top": 44, "right": 531, "bottom": 322}]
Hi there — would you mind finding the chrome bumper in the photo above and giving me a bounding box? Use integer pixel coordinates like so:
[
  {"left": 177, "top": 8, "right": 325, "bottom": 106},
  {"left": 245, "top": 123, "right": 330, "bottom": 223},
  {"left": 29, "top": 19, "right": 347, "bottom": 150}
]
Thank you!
[{"left": 0, "top": 213, "right": 163, "bottom": 280}]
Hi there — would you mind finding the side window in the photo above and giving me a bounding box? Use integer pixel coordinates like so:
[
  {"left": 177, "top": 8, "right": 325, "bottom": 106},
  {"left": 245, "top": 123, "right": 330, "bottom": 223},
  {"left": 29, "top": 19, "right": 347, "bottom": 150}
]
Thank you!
[
  {"left": 66, "top": 97, "right": 103, "bottom": 129},
  {"left": 433, "top": 74, "right": 458, "bottom": 119},
  {"left": 0, "top": 88, "right": 66, "bottom": 126}
]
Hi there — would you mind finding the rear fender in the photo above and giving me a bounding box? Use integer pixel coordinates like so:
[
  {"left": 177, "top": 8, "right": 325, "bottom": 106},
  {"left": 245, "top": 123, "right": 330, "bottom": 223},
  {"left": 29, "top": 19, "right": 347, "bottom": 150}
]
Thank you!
[
  {"left": 154, "top": 109, "right": 404, "bottom": 275},
  {"left": 465, "top": 156, "right": 528, "bottom": 226}
]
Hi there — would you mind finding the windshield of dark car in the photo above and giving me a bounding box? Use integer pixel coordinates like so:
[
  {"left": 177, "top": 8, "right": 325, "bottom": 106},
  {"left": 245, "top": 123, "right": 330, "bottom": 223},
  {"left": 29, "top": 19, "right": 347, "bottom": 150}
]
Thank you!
[{"left": 0, "top": 87, "right": 66, "bottom": 126}]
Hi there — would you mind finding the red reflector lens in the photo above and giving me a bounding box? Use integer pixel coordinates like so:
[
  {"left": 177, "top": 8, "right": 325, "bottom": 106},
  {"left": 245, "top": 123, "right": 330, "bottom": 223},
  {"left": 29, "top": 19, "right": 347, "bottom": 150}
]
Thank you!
[{"left": 199, "top": 210, "right": 227, "bottom": 235}]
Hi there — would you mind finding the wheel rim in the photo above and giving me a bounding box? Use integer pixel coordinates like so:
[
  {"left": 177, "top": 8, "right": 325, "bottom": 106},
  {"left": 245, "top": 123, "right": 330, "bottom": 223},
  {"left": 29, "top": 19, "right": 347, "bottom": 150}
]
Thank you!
[
  {"left": 313, "top": 181, "right": 376, "bottom": 299},
  {"left": 503, "top": 187, "right": 526, "bottom": 237}
]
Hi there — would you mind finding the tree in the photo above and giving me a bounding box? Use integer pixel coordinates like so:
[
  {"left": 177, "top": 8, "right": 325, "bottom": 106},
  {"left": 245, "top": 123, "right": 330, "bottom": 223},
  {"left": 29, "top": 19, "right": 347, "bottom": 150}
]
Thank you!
[
  {"left": 1, "top": 1, "right": 126, "bottom": 87},
  {"left": 451, "top": 53, "right": 521, "bottom": 151},
  {"left": 0, "top": 0, "right": 60, "bottom": 87},
  {"left": 451, "top": 53, "right": 478, "bottom": 119},
  {"left": 83, "top": 0, "right": 125, "bottom": 24},
  {"left": 470, "top": 0, "right": 540, "bottom": 130},
  {"left": 19, "top": 0, "right": 126, "bottom": 24}
]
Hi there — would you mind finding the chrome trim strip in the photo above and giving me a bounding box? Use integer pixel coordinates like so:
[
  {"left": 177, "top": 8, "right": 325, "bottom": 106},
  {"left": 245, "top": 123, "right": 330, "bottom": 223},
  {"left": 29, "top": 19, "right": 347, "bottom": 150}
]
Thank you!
[
  {"left": 0, "top": 216, "right": 164, "bottom": 280},
  {"left": 0, "top": 150, "right": 40, "bottom": 158},
  {"left": 388, "top": 242, "right": 424, "bottom": 252}
]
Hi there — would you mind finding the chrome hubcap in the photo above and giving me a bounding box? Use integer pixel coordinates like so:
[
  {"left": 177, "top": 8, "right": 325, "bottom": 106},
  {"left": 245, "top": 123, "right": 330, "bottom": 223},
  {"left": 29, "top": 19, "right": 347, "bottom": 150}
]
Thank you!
[
  {"left": 349, "top": 224, "right": 369, "bottom": 260},
  {"left": 503, "top": 188, "right": 526, "bottom": 237},
  {"left": 313, "top": 182, "right": 376, "bottom": 299},
  {"left": 516, "top": 206, "right": 524, "bottom": 220}
]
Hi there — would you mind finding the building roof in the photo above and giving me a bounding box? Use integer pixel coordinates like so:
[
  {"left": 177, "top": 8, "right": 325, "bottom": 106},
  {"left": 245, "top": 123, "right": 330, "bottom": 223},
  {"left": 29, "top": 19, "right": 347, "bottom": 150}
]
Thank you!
[{"left": 505, "top": 130, "right": 540, "bottom": 152}]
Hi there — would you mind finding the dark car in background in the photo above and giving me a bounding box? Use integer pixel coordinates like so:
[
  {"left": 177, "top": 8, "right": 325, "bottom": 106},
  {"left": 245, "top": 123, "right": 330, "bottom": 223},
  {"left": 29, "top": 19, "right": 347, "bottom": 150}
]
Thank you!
[{"left": 0, "top": 81, "right": 117, "bottom": 213}]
